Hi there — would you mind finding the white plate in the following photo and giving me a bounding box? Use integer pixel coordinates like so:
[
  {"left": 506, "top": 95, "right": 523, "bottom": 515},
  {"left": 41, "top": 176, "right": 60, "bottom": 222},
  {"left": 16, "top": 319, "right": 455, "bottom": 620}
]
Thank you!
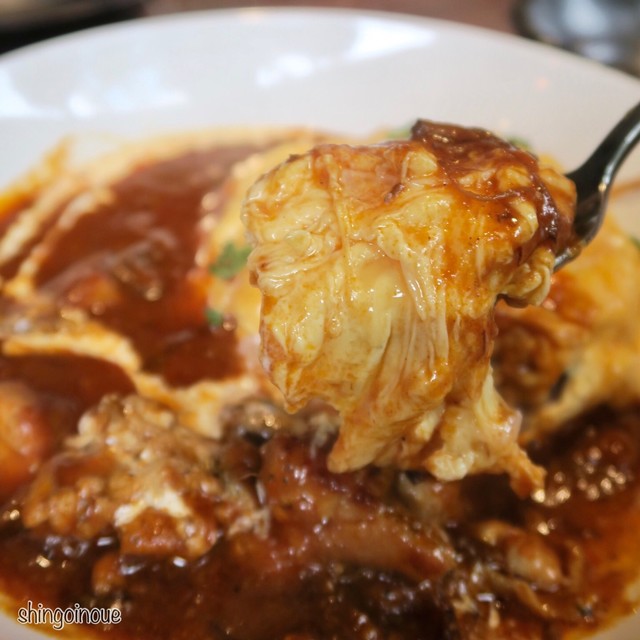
[{"left": 0, "top": 8, "right": 639, "bottom": 640}]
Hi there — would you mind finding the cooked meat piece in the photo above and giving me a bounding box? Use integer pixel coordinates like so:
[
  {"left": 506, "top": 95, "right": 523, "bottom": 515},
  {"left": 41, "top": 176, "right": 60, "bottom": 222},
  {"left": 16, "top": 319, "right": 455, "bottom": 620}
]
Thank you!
[
  {"left": 20, "top": 395, "right": 265, "bottom": 558},
  {"left": 258, "top": 429, "right": 456, "bottom": 582},
  {"left": 0, "top": 381, "right": 51, "bottom": 500}
]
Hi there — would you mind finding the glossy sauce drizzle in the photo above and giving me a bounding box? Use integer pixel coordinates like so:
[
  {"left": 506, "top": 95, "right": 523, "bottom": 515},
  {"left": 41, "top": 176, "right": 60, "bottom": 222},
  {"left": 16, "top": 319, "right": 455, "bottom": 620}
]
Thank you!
[
  {"left": 33, "top": 145, "right": 265, "bottom": 386},
  {"left": 0, "top": 138, "right": 637, "bottom": 640}
]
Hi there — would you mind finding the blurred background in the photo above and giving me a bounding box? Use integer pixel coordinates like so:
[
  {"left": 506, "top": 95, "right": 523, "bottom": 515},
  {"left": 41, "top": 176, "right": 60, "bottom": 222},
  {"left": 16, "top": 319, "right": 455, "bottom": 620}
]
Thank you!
[{"left": 0, "top": 0, "right": 639, "bottom": 76}]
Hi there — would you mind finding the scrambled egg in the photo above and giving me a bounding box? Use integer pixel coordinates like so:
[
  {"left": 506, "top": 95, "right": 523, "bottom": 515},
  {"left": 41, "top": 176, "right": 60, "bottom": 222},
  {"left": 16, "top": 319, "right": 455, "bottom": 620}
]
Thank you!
[
  {"left": 242, "top": 121, "right": 576, "bottom": 495},
  {"left": 495, "top": 216, "right": 640, "bottom": 438}
]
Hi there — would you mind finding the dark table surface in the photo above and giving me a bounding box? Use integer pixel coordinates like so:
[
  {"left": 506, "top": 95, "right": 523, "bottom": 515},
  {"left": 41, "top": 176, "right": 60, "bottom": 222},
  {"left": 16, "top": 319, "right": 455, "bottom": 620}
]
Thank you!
[
  {"left": 2, "top": 0, "right": 638, "bottom": 77},
  {"left": 0, "top": 0, "right": 519, "bottom": 55}
]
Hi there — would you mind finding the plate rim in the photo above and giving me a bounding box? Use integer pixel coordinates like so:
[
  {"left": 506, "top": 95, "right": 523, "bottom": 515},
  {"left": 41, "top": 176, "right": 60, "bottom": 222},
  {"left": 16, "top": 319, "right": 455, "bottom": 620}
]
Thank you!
[
  {"left": 0, "top": 8, "right": 639, "bottom": 640},
  {"left": 0, "top": 3, "right": 638, "bottom": 88}
]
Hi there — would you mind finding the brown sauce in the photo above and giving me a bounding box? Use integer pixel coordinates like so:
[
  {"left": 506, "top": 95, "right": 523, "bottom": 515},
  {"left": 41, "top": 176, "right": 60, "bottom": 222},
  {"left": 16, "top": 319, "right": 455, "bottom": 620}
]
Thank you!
[
  {"left": 0, "top": 352, "right": 134, "bottom": 444},
  {"left": 0, "top": 138, "right": 637, "bottom": 640},
  {"left": 33, "top": 145, "right": 265, "bottom": 387},
  {"left": 411, "top": 119, "right": 577, "bottom": 260},
  {"left": 0, "top": 407, "right": 639, "bottom": 639}
]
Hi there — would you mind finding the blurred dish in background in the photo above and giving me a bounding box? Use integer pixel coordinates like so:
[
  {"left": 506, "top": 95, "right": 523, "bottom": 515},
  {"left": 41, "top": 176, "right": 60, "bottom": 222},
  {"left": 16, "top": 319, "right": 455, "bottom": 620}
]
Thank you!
[
  {"left": 0, "top": 0, "right": 146, "bottom": 54},
  {"left": 0, "top": 0, "right": 145, "bottom": 32},
  {"left": 514, "top": 0, "right": 640, "bottom": 76}
]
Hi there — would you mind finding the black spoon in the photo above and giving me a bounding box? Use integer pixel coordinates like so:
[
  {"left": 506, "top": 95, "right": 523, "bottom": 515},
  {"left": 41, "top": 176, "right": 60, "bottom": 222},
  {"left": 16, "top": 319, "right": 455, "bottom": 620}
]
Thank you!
[{"left": 555, "top": 100, "right": 640, "bottom": 269}]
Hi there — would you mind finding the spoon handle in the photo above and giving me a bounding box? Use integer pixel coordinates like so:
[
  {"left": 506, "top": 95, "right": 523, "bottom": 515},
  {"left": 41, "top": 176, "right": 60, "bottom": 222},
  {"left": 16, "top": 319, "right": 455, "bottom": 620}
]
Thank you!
[
  {"left": 563, "top": 99, "right": 640, "bottom": 254},
  {"left": 567, "top": 100, "right": 640, "bottom": 195}
]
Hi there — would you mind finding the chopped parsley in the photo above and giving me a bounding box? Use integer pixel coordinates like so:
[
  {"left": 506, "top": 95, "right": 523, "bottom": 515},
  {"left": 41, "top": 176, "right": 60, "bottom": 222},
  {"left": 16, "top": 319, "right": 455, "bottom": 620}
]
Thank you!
[
  {"left": 507, "top": 136, "right": 531, "bottom": 151},
  {"left": 631, "top": 235, "right": 640, "bottom": 251},
  {"left": 205, "top": 307, "right": 224, "bottom": 328},
  {"left": 209, "top": 242, "right": 251, "bottom": 280},
  {"left": 386, "top": 124, "right": 412, "bottom": 139}
]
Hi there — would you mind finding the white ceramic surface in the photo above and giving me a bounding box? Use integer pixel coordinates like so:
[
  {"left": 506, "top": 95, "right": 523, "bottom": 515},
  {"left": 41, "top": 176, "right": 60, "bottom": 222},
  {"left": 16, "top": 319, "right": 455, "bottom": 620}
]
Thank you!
[{"left": 0, "top": 8, "right": 639, "bottom": 639}]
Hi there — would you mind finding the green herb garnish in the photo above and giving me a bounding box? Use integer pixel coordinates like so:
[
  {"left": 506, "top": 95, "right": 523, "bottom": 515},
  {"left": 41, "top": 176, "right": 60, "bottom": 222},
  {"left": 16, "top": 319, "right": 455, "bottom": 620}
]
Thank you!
[
  {"left": 205, "top": 307, "right": 224, "bottom": 328},
  {"left": 507, "top": 136, "right": 531, "bottom": 151},
  {"left": 631, "top": 235, "right": 640, "bottom": 251},
  {"left": 386, "top": 124, "right": 412, "bottom": 140},
  {"left": 209, "top": 242, "right": 251, "bottom": 280}
]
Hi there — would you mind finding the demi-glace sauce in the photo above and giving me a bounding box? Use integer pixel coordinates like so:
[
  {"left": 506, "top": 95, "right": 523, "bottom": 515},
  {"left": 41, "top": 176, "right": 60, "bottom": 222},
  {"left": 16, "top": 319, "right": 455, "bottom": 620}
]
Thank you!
[
  {"left": 31, "top": 145, "right": 265, "bottom": 387},
  {"left": 1, "top": 407, "right": 639, "bottom": 639},
  {"left": 410, "top": 120, "right": 576, "bottom": 261},
  {"left": 0, "top": 141, "right": 638, "bottom": 640},
  {"left": 0, "top": 353, "right": 134, "bottom": 444}
]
